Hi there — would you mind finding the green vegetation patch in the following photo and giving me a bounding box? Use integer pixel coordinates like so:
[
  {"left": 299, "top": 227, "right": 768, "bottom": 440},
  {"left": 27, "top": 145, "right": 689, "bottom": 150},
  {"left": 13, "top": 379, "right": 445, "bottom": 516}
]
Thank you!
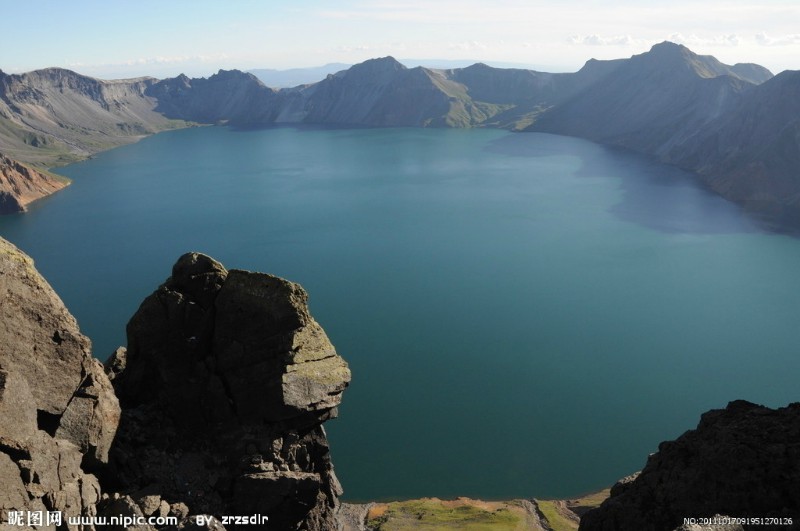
[
  {"left": 366, "top": 498, "right": 532, "bottom": 530},
  {"left": 536, "top": 500, "right": 578, "bottom": 531}
]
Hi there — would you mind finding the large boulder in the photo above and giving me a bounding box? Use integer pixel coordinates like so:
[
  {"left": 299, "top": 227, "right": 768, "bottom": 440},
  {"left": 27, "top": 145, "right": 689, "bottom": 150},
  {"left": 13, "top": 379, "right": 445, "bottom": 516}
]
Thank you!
[{"left": 108, "top": 252, "right": 351, "bottom": 530}]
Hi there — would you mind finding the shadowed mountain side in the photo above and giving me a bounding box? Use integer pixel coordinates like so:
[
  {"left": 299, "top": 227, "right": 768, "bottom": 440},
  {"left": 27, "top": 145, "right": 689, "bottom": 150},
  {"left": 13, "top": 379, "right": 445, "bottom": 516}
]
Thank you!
[
  {"left": 145, "top": 56, "right": 627, "bottom": 130},
  {"left": 146, "top": 69, "right": 284, "bottom": 124},
  {"left": 664, "top": 70, "right": 800, "bottom": 227},
  {"left": 285, "top": 57, "right": 455, "bottom": 126},
  {"left": 528, "top": 42, "right": 758, "bottom": 157}
]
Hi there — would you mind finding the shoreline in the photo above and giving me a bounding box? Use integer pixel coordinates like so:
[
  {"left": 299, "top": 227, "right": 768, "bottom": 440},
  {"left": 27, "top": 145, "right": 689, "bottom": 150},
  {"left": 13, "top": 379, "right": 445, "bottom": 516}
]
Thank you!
[{"left": 339, "top": 489, "right": 611, "bottom": 530}]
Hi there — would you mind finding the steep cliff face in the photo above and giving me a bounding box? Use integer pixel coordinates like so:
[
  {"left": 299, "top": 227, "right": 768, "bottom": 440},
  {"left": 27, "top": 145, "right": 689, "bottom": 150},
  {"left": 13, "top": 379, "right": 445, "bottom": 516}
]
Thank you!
[
  {"left": 0, "top": 152, "right": 69, "bottom": 213},
  {"left": 0, "top": 68, "right": 184, "bottom": 166},
  {"left": 579, "top": 400, "right": 800, "bottom": 531},
  {"left": 0, "top": 236, "right": 120, "bottom": 526},
  {"left": 107, "top": 252, "right": 351, "bottom": 530}
]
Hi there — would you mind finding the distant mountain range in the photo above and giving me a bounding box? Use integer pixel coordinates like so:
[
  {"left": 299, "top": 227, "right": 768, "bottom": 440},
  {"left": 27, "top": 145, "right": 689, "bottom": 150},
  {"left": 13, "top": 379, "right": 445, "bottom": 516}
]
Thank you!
[
  {"left": 2, "top": 42, "right": 799, "bottom": 228},
  {"left": 248, "top": 63, "right": 350, "bottom": 87}
]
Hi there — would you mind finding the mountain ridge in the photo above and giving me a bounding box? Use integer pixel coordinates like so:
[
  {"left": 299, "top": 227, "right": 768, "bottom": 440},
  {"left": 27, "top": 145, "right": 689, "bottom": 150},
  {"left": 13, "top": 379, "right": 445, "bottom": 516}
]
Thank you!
[{"left": 5, "top": 42, "right": 800, "bottom": 229}]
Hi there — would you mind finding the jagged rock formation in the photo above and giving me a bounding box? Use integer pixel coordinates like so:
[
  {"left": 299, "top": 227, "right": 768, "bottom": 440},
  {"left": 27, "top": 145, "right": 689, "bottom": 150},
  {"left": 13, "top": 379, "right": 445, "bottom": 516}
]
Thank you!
[
  {"left": 107, "top": 252, "right": 351, "bottom": 530},
  {"left": 0, "top": 152, "right": 69, "bottom": 213},
  {"left": 0, "top": 236, "right": 120, "bottom": 527},
  {"left": 579, "top": 400, "right": 800, "bottom": 531}
]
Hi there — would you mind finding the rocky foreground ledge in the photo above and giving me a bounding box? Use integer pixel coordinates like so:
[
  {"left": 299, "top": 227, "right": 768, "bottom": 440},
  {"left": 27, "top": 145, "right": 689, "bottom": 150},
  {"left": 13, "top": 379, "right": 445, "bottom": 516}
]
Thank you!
[
  {"left": 1, "top": 236, "right": 798, "bottom": 530},
  {"left": 0, "top": 237, "right": 350, "bottom": 530}
]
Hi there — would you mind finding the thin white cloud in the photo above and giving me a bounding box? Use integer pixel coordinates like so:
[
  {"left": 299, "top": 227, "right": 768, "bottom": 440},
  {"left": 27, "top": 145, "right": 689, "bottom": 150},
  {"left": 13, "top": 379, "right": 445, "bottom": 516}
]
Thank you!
[
  {"left": 448, "top": 41, "right": 489, "bottom": 52},
  {"left": 755, "top": 32, "right": 800, "bottom": 46},
  {"left": 334, "top": 45, "right": 375, "bottom": 53},
  {"left": 67, "top": 53, "right": 230, "bottom": 70},
  {"left": 568, "top": 34, "right": 640, "bottom": 46},
  {"left": 667, "top": 33, "right": 740, "bottom": 47}
]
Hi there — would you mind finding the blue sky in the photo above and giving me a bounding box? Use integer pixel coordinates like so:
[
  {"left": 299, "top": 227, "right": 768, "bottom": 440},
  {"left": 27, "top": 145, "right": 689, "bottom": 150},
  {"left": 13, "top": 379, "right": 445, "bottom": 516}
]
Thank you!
[{"left": 2, "top": 0, "right": 799, "bottom": 78}]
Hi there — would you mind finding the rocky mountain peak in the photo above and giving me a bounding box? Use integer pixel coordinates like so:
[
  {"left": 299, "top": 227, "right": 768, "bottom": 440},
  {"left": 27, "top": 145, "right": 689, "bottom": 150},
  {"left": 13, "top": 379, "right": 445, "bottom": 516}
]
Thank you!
[
  {"left": 648, "top": 40, "right": 690, "bottom": 55},
  {"left": 208, "top": 68, "right": 264, "bottom": 84},
  {"left": 345, "top": 56, "right": 407, "bottom": 78}
]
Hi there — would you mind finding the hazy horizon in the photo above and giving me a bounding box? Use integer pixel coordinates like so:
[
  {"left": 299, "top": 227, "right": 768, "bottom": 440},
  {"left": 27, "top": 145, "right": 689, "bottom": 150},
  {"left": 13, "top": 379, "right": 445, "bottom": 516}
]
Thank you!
[{"left": 2, "top": 0, "right": 799, "bottom": 79}]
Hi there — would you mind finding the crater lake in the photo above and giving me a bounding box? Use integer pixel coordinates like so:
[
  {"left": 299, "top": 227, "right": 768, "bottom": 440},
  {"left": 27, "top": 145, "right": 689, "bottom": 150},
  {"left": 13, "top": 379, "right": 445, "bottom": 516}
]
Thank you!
[{"left": 2, "top": 125, "right": 799, "bottom": 501}]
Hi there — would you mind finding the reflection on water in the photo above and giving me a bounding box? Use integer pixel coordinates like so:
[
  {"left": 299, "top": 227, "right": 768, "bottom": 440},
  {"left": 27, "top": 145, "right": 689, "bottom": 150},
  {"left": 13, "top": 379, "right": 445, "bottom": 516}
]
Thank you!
[{"left": 487, "top": 132, "right": 759, "bottom": 234}]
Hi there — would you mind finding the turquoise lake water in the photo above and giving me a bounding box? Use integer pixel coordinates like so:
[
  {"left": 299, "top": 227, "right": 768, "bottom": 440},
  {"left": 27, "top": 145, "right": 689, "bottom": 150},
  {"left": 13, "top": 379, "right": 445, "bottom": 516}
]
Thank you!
[{"left": 2, "top": 125, "right": 799, "bottom": 501}]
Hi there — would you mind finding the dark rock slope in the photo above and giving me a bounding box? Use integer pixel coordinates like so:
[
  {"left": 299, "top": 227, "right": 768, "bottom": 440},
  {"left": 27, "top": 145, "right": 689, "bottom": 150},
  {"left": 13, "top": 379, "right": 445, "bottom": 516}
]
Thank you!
[
  {"left": 0, "top": 238, "right": 350, "bottom": 530},
  {"left": 106, "top": 252, "right": 351, "bottom": 530},
  {"left": 146, "top": 70, "right": 283, "bottom": 125},
  {"left": 0, "top": 152, "right": 69, "bottom": 213},
  {"left": 665, "top": 70, "right": 800, "bottom": 227},
  {"left": 579, "top": 400, "right": 800, "bottom": 531}
]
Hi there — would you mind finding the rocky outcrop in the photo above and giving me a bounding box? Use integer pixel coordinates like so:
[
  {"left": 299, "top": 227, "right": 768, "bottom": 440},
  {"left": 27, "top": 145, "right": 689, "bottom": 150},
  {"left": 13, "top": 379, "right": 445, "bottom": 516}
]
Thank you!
[
  {"left": 0, "top": 153, "right": 68, "bottom": 214},
  {"left": 107, "top": 252, "right": 350, "bottom": 530},
  {"left": 0, "top": 239, "right": 350, "bottom": 529},
  {"left": 579, "top": 400, "right": 800, "bottom": 531},
  {"left": 0, "top": 236, "right": 120, "bottom": 527}
]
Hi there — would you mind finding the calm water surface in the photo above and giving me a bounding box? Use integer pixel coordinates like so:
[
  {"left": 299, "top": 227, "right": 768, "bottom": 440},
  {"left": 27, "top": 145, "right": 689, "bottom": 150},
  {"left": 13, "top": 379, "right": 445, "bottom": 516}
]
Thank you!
[{"left": 2, "top": 126, "right": 799, "bottom": 500}]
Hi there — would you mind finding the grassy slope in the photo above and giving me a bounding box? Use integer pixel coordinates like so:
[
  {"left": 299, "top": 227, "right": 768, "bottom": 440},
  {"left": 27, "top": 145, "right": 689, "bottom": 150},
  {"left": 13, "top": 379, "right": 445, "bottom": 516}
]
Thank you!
[{"left": 363, "top": 490, "right": 610, "bottom": 530}]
